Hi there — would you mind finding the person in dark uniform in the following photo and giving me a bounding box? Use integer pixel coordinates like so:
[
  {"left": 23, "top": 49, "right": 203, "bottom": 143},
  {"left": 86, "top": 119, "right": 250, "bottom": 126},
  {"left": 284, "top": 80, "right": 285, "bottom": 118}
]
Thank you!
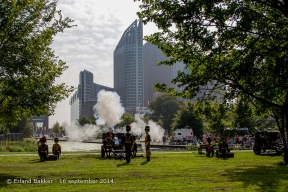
[
  {"left": 206, "top": 137, "right": 214, "bottom": 157},
  {"left": 218, "top": 137, "right": 230, "bottom": 158},
  {"left": 52, "top": 137, "right": 61, "bottom": 159},
  {"left": 145, "top": 126, "right": 151, "bottom": 161},
  {"left": 124, "top": 125, "right": 134, "bottom": 163},
  {"left": 103, "top": 132, "right": 114, "bottom": 157},
  {"left": 38, "top": 136, "right": 49, "bottom": 162}
]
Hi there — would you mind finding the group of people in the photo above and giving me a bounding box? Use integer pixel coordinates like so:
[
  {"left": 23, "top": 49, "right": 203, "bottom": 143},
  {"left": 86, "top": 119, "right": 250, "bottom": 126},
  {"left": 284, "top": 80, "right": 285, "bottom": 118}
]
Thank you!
[
  {"left": 205, "top": 136, "right": 230, "bottom": 158},
  {"left": 38, "top": 125, "right": 152, "bottom": 163},
  {"left": 37, "top": 136, "right": 61, "bottom": 162},
  {"left": 103, "top": 125, "right": 152, "bottom": 163}
]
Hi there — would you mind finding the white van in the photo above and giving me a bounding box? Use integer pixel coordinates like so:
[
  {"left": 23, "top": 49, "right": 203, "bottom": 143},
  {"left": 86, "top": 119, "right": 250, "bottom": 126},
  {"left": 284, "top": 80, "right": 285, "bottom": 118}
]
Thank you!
[{"left": 173, "top": 128, "right": 193, "bottom": 138}]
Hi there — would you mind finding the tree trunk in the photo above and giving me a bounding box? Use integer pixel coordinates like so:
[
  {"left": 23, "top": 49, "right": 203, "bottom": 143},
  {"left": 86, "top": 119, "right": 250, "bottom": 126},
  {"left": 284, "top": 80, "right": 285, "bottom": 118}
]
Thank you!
[{"left": 284, "top": 147, "right": 288, "bottom": 164}]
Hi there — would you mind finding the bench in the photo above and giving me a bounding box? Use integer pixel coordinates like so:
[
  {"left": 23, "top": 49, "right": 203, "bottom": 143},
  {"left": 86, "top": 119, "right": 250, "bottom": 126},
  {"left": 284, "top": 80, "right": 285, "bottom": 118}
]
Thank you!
[{"left": 197, "top": 144, "right": 207, "bottom": 154}]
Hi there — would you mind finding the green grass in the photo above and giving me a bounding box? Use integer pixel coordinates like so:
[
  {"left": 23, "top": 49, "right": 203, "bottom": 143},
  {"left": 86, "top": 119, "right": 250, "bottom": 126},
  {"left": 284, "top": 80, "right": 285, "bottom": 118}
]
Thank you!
[
  {"left": 0, "top": 139, "right": 38, "bottom": 152},
  {"left": 1, "top": 151, "right": 288, "bottom": 192}
]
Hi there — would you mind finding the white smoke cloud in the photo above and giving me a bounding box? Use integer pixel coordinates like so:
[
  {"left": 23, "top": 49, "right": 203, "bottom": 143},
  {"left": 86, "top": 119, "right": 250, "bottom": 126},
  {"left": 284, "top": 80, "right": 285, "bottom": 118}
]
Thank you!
[
  {"left": 63, "top": 122, "right": 103, "bottom": 141},
  {"left": 63, "top": 91, "right": 165, "bottom": 142},
  {"left": 131, "top": 114, "right": 165, "bottom": 142},
  {"left": 93, "top": 90, "right": 125, "bottom": 127}
]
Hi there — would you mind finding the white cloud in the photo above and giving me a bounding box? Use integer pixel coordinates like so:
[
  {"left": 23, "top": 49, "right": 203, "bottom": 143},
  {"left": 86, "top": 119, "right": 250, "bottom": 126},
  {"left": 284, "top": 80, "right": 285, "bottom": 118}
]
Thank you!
[{"left": 49, "top": 0, "right": 160, "bottom": 128}]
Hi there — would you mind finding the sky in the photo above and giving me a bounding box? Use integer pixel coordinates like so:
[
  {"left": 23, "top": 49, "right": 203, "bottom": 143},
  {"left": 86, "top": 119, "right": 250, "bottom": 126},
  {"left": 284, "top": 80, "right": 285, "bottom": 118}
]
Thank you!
[{"left": 49, "top": 0, "right": 159, "bottom": 127}]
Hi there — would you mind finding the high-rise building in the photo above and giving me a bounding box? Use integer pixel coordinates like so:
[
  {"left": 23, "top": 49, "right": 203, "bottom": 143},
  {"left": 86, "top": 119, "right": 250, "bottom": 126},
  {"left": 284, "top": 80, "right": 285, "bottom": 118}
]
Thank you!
[
  {"left": 114, "top": 19, "right": 143, "bottom": 115},
  {"left": 142, "top": 42, "right": 190, "bottom": 106},
  {"left": 69, "top": 70, "right": 114, "bottom": 123}
]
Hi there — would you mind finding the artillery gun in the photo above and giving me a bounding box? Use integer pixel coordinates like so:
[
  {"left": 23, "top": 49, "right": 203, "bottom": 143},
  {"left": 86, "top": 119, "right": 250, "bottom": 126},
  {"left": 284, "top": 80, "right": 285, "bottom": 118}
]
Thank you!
[
  {"left": 253, "top": 131, "right": 284, "bottom": 155},
  {"left": 101, "top": 132, "right": 137, "bottom": 159}
]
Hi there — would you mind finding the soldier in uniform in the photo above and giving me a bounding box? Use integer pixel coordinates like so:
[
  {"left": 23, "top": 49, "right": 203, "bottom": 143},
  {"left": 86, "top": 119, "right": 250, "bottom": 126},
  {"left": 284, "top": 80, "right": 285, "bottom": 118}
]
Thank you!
[
  {"left": 218, "top": 137, "right": 230, "bottom": 158},
  {"left": 38, "top": 136, "right": 49, "bottom": 162},
  {"left": 52, "top": 137, "right": 61, "bottom": 159},
  {"left": 124, "top": 125, "right": 134, "bottom": 163},
  {"left": 205, "top": 137, "right": 214, "bottom": 157},
  {"left": 103, "top": 132, "right": 114, "bottom": 157},
  {"left": 145, "top": 126, "right": 151, "bottom": 161}
]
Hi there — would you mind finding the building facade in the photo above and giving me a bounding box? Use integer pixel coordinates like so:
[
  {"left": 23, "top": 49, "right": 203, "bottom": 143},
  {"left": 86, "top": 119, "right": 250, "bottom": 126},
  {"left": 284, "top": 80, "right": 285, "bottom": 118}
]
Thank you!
[
  {"left": 142, "top": 42, "right": 190, "bottom": 106},
  {"left": 69, "top": 70, "right": 114, "bottom": 123},
  {"left": 31, "top": 116, "right": 49, "bottom": 131},
  {"left": 114, "top": 19, "right": 143, "bottom": 114}
]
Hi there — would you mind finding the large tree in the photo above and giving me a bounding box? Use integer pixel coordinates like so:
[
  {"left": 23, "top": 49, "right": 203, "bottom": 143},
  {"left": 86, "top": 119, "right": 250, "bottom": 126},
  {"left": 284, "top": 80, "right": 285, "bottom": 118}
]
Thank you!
[
  {"left": 171, "top": 102, "right": 204, "bottom": 138},
  {"left": 0, "top": 0, "right": 75, "bottom": 125},
  {"left": 136, "top": 0, "right": 288, "bottom": 162},
  {"left": 117, "top": 113, "right": 135, "bottom": 128},
  {"left": 148, "top": 94, "right": 183, "bottom": 132},
  {"left": 8, "top": 116, "right": 33, "bottom": 137}
]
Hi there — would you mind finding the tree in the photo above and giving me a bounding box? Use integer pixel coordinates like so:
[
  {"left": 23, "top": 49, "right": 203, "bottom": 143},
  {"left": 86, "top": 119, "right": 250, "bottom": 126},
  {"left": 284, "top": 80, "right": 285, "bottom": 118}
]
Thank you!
[
  {"left": 148, "top": 94, "right": 183, "bottom": 132},
  {"left": 0, "top": 124, "right": 8, "bottom": 134},
  {"left": 61, "top": 122, "right": 69, "bottom": 135},
  {"left": 77, "top": 116, "right": 91, "bottom": 127},
  {"left": 195, "top": 100, "right": 231, "bottom": 134},
  {"left": 52, "top": 121, "right": 61, "bottom": 134},
  {"left": 137, "top": 0, "right": 288, "bottom": 163},
  {"left": 171, "top": 102, "right": 204, "bottom": 138},
  {"left": 0, "top": 0, "right": 75, "bottom": 125},
  {"left": 117, "top": 113, "right": 135, "bottom": 128},
  {"left": 9, "top": 116, "right": 33, "bottom": 137}
]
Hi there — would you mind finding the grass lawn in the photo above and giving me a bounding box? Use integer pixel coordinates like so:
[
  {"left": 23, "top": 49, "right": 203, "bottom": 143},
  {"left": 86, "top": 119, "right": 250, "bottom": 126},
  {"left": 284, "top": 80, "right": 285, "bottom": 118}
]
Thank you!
[{"left": 1, "top": 151, "right": 288, "bottom": 192}]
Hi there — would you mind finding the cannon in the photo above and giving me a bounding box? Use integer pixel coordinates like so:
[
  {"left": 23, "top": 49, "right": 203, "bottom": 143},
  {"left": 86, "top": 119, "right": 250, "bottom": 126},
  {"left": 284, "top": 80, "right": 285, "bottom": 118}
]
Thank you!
[
  {"left": 253, "top": 131, "right": 284, "bottom": 155},
  {"left": 101, "top": 132, "right": 137, "bottom": 159}
]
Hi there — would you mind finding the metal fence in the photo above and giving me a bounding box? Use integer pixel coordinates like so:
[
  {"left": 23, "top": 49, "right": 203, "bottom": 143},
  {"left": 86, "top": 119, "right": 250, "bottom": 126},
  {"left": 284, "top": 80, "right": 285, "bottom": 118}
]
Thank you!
[{"left": 0, "top": 133, "right": 23, "bottom": 146}]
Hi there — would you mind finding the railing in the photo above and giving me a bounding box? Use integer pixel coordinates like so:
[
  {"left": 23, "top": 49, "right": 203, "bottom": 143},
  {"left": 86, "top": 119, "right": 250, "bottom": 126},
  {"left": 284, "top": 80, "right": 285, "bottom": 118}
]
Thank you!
[{"left": 0, "top": 133, "right": 23, "bottom": 146}]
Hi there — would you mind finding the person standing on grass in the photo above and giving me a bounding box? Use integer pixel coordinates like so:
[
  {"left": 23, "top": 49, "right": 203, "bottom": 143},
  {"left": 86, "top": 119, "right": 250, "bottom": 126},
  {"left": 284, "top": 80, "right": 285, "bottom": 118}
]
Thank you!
[
  {"left": 38, "top": 136, "right": 49, "bottom": 162},
  {"left": 124, "top": 125, "right": 134, "bottom": 163},
  {"left": 206, "top": 137, "right": 214, "bottom": 157},
  {"left": 145, "top": 126, "right": 151, "bottom": 161}
]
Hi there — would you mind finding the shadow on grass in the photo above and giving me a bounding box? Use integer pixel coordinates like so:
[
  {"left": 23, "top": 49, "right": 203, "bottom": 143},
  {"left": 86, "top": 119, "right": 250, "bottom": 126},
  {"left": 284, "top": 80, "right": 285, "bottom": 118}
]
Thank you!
[
  {"left": 117, "top": 162, "right": 130, "bottom": 167},
  {"left": 140, "top": 161, "right": 149, "bottom": 165},
  {"left": 224, "top": 165, "right": 288, "bottom": 191},
  {"left": 0, "top": 174, "right": 18, "bottom": 188}
]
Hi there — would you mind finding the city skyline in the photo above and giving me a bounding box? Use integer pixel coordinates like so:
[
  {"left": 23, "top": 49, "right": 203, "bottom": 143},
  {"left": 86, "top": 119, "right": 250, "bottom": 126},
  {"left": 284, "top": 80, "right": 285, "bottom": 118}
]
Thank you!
[{"left": 49, "top": 0, "right": 159, "bottom": 127}]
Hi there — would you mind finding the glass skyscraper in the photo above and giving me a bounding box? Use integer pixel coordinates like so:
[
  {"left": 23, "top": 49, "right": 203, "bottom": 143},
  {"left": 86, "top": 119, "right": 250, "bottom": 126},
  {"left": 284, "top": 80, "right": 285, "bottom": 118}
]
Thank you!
[
  {"left": 114, "top": 19, "right": 143, "bottom": 114},
  {"left": 142, "top": 42, "right": 190, "bottom": 107},
  {"left": 70, "top": 70, "right": 114, "bottom": 123}
]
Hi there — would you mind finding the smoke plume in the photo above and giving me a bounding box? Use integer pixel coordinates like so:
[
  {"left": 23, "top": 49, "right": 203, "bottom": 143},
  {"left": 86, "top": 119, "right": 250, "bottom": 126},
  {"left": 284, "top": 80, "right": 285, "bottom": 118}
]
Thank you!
[
  {"left": 130, "top": 114, "right": 165, "bottom": 142},
  {"left": 93, "top": 90, "right": 125, "bottom": 127}
]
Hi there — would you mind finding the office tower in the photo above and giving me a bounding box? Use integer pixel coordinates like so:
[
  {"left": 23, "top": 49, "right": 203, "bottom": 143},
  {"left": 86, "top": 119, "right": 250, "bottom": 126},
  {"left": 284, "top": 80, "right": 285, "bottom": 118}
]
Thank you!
[
  {"left": 143, "top": 42, "right": 189, "bottom": 106},
  {"left": 69, "top": 70, "right": 114, "bottom": 123},
  {"left": 69, "top": 90, "right": 80, "bottom": 123},
  {"left": 114, "top": 19, "right": 143, "bottom": 114}
]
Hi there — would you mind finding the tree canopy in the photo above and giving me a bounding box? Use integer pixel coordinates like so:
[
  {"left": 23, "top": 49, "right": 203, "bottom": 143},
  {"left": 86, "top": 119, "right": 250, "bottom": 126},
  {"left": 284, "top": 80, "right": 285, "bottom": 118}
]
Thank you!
[
  {"left": 136, "top": 0, "right": 288, "bottom": 162},
  {"left": 171, "top": 102, "right": 204, "bottom": 138},
  {"left": 52, "top": 121, "right": 61, "bottom": 134},
  {"left": 0, "top": 0, "right": 75, "bottom": 125},
  {"left": 148, "top": 94, "right": 183, "bottom": 132},
  {"left": 117, "top": 113, "right": 135, "bottom": 128}
]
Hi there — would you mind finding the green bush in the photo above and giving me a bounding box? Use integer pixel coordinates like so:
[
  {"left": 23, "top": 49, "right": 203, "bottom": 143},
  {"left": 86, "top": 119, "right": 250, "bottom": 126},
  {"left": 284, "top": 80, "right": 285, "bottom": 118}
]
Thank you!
[{"left": 0, "top": 139, "right": 38, "bottom": 152}]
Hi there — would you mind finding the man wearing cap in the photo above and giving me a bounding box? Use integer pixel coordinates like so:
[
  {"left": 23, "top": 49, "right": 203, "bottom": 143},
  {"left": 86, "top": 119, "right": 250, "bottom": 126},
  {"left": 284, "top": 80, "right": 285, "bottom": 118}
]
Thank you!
[
  {"left": 124, "top": 125, "right": 134, "bottom": 163},
  {"left": 145, "top": 126, "right": 151, "bottom": 161},
  {"left": 103, "top": 132, "right": 114, "bottom": 157},
  {"left": 52, "top": 137, "right": 61, "bottom": 159},
  {"left": 38, "top": 136, "right": 49, "bottom": 162}
]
